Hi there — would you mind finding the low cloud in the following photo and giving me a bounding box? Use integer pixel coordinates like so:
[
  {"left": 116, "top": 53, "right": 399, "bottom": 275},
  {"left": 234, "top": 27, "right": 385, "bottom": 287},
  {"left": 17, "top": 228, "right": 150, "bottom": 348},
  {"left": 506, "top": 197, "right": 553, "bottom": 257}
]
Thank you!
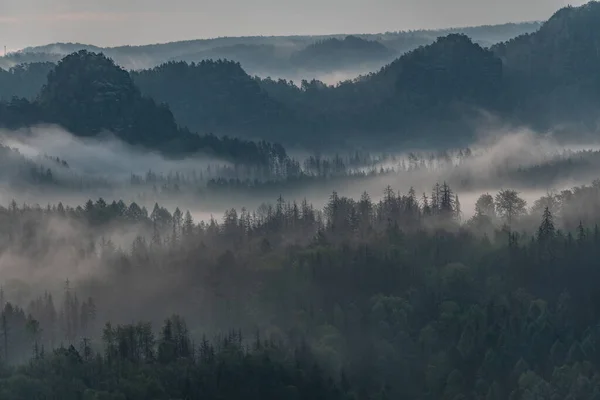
[{"left": 0, "top": 125, "right": 227, "bottom": 181}]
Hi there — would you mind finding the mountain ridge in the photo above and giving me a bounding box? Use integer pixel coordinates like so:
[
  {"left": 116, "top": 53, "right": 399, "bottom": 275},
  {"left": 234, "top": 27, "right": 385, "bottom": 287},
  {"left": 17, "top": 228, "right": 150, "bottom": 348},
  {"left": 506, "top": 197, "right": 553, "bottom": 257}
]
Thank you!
[
  {"left": 0, "top": 51, "right": 288, "bottom": 165},
  {"left": 3, "top": 22, "right": 541, "bottom": 76},
  {"left": 0, "top": 4, "right": 598, "bottom": 150}
]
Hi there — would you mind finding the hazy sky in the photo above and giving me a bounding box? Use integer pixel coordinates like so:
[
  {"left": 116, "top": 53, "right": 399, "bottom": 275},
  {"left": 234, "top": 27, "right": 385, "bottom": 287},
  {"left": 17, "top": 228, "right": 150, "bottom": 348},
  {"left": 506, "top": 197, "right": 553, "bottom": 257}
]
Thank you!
[{"left": 0, "top": 0, "right": 587, "bottom": 50}]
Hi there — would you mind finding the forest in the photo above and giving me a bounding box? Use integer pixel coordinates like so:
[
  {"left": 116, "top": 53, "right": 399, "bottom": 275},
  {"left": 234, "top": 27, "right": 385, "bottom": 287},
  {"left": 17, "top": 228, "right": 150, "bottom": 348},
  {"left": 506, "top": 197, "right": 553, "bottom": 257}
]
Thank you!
[
  {"left": 3, "top": 1, "right": 600, "bottom": 399},
  {"left": 3, "top": 180, "right": 600, "bottom": 399}
]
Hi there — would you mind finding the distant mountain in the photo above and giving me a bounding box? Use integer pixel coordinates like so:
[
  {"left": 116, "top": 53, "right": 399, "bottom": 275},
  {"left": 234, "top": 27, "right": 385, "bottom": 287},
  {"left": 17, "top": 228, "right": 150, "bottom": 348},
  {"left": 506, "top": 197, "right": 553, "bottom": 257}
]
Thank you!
[
  {"left": 254, "top": 34, "right": 503, "bottom": 147},
  {"left": 4, "top": 21, "right": 540, "bottom": 78},
  {"left": 0, "top": 52, "right": 63, "bottom": 71},
  {"left": 2, "top": 6, "right": 599, "bottom": 151},
  {"left": 422, "top": 22, "right": 543, "bottom": 47},
  {"left": 20, "top": 43, "right": 104, "bottom": 54},
  {"left": 0, "top": 62, "right": 55, "bottom": 101},
  {"left": 256, "top": 2, "right": 600, "bottom": 147},
  {"left": 169, "top": 44, "right": 290, "bottom": 76},
  {"left": 0, "top": 51, "right": 287, "bottom": 165},
  {"left": 291, "top": 36, "right": 394, "bottom": 71}
]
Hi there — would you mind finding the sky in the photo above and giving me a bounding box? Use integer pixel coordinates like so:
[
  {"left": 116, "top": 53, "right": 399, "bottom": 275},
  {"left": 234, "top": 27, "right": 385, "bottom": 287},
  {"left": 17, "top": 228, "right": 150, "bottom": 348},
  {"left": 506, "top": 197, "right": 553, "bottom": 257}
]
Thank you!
[{"left": 0, "top": 0, "right": 588, "bottom": 50}]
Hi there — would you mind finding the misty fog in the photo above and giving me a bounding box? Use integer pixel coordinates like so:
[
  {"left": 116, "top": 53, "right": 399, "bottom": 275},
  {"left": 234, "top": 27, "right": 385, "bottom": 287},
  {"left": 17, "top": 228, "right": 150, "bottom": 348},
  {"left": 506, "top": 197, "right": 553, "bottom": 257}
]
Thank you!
[
  {"left": 4, "top": 3, "right": 600, "bottom": 398},
  {"left": 2, "top": 121, "right": 600, "bottom": 332},
  {"left": 2, "top": 124, "right": 600, "bottom": 223}
]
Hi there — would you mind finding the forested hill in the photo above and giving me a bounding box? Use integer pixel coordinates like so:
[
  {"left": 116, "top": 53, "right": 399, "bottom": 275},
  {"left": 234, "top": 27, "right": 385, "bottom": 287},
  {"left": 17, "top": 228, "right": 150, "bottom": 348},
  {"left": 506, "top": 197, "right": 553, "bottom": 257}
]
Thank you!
[
  {"left": 130, "top": 61, "right": 301, "bottom": 141},
  {"left": 258, "top": 34, "right": 504, "bottom": 147},
  {"left": 492, "top": 1, "right": 600, "bottom": 130},
  {"left": 258, "top": 1, "right": 600, "bottom": 146},
  {"left": 130, "top": 34, "right": 503, "bottom": 148},
  {"left": 0, "top": 3, "right": 599, "bottom": 150},
  {"left": 290, "top": 35, "right": 394, "bottom": 71},
  {"left": 0, "top": 51, "right": 287, "bottom": 165},
  {"left": 131, "top": 2, "right": 600, "bottom": 148}
]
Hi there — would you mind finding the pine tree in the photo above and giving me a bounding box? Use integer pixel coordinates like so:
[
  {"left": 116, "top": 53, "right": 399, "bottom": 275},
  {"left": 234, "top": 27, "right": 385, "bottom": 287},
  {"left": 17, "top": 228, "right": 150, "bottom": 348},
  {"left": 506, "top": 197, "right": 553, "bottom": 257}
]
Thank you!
[
  {"left": 325, "top": 191, "right": 340, "bottom": 230},
  {"left": 151, "top": 203, "right": 161, "bottom": 223},
  {"left": 538, "top": 207, "right": 556, "bottom": 242},
  {"left": 183, "top": 210, "right": 194, "bottom": 237},
  {"left": 440, "top": 182, "right": 454, "bottom": 216},
  {"left": 1, "top": 311, "right": 8, "bottom": 362},
  {"left": 454, "top": 194, "right": 462, "bottom": 221},
  {"left": 422, "top": 193, "right": 431, "bottom": 216},
  {"left": 577, "top": 221, "right": 586, "bottom": 245},
  {"left": 102, "top": 322, "right": 116, "bottom": 365},
  {"left": 151, "top": 221, "right": 162, "bottom": 248},
  {"left": 431, "top": 183, "right": 441, "bottom": 214},
  {"left": 358, "top": 192, "right": 373, "bottom": 228},
  {"left": 172, "top": 207, "right": 183, "bottom": 245},
  {"left": 158, "top": 318, "right": 175, "bottom": 364},
  {"left": 276, "top": 195, "right": 285, "bottom": 225}
]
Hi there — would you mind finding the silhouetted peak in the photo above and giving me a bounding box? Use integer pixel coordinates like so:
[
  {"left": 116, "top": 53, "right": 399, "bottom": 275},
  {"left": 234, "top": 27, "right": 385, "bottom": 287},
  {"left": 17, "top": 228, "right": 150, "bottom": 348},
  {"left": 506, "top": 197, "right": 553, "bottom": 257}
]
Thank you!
[
  {"left": 40, "top": 50, "right": 138, "bottom": 107},
  {"left": 50, "top": 50, "right": 123, "bottom": 76},
  {"left": 543, "top": 1, "right": 600, "bottom": 29},
  {"left": 384, "top": 33, "right": 498, "bottom": 77},
  {"left": 378, "top": 33, "right": 503, "bottom": 107},
  {"left": 536, "top": 1, "right": 600, "bottom": 37},
  {"left": 423, "top": 34, "right": 488, "bottom": 56}
]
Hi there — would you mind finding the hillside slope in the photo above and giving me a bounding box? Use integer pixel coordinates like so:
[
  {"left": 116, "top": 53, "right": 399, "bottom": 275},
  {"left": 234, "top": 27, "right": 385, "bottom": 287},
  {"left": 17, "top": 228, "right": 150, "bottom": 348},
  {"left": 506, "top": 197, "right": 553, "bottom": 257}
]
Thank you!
[
  {"left": 492, "top": 1, "right": 600, "bottom": 129},
  {"left": 131, "top": 60, "right": 301, "bottom": 142},
  {"left": 1, "top": 5, "right": 599, "bottom": 149},
  {"left": 0, "top": 51, "right": 286, "bottom": 164}
]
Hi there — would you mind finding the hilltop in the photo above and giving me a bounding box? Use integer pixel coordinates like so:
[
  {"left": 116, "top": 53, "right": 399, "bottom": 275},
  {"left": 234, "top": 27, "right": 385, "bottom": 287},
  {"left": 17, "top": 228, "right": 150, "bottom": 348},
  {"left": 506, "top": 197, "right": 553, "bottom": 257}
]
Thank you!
[
  {"left": 1, "top": 4, "right": 600, "bottom": 149},
  {"left": 0, "top": 51, "right": 287, "bottom": 165}
]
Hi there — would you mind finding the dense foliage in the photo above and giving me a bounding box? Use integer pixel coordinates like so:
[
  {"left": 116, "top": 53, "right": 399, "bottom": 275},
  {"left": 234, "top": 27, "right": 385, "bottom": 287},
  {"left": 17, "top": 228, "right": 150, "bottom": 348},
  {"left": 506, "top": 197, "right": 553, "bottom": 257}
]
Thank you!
[
  {"left": 2, "top": 180, "right": 600, "bottom": 398},
  {"left": 131, "top": 60, "right": 298, "bottom": 140},
  {"left": 0, "top": 324, "right": 344, "bottom": 400},
  {"left": 2, "top": 4, "right": 600, "bottom": 398}
]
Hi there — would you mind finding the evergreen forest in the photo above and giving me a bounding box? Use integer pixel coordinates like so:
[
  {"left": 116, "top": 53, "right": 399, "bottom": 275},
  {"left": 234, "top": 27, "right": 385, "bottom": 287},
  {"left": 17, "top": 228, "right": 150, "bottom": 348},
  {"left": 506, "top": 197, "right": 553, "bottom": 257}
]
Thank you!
[{"left": 2, "top": 2, "right": 600, "bottom": 400}]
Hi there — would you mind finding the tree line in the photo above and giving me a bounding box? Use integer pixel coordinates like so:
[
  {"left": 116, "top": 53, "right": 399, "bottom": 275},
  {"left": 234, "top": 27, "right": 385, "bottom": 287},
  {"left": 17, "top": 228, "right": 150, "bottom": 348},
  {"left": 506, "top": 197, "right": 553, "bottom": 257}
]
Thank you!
[{"left": 3, "top": 180, "right": 600, "bottom": 397}]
